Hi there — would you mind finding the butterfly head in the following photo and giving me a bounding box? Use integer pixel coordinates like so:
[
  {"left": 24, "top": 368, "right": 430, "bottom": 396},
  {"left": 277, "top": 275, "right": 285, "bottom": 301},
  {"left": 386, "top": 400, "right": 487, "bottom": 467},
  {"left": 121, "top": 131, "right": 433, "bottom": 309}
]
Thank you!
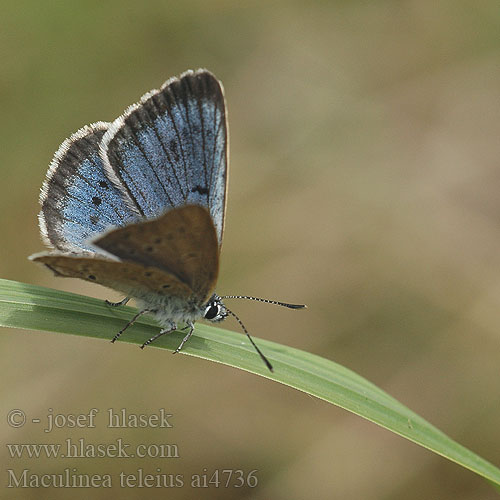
[{"left": 203, "top": 294, "right": 228, "bottom": 323}]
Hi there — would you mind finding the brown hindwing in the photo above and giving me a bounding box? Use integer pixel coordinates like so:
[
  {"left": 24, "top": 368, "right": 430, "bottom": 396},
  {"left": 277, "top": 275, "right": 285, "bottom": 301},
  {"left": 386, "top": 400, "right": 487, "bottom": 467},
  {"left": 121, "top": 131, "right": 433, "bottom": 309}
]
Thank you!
[
  {"left": 93, "top": 205, "right": 219, "bottom": 302},
  {"left": 31, "top": 254, "right": 194, "bottom": 300}
]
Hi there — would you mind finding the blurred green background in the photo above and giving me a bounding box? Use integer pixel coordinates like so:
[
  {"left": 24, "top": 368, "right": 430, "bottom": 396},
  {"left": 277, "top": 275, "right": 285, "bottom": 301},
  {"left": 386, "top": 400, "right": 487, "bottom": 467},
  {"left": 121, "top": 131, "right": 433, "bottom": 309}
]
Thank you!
[{"left": 1, "top": 1, "right": 500, "bottom": 498}]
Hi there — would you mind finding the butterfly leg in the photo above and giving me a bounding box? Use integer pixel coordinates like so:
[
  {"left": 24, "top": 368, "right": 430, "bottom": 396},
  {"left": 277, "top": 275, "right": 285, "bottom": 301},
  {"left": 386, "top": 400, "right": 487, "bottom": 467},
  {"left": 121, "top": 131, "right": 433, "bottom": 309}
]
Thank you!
[
  {"left": 173, "top": 321, "right": 195, "bottom": 354},
  {"left": 111, "top": 309, "right": 152, "bottom": 343},
  {"left": 140, "top": 321, "right": 177, "bottom": 349},
  {"left": 105, "top": 297, "right": 130, "bottom": 307}
]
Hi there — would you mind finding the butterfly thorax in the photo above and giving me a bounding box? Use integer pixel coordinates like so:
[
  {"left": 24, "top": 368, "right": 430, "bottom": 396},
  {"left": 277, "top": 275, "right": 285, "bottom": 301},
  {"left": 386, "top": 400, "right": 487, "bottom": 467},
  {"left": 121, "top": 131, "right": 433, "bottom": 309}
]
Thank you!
[
  {"left": 135, "top": 294, "right": 206, "bottom": 325},
  {"left": 136, "top": 292, "right": 227, "bottom": 327}
]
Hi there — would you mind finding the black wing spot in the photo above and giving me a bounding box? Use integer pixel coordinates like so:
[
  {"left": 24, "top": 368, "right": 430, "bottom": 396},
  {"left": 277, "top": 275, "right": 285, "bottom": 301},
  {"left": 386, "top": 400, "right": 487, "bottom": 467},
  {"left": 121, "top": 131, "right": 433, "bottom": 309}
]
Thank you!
[
  {"left": 169, "top": 139, "right": 180, "bottom": 162},
  {"left": 162, "top": 284, "right": 171, "bottom": 289},
  {"left": 90, "top": 215, "right": 99, "bottom": 225},
  {"left": 99, "top": 181, "right": 108, "bottom": 188},
  {"left": 88, "top": 274, "right": 96, "bottom": 280},
  {"left": 92, "top": 196, "right": 102, "bottom": 206},
  {"left": 191, "top": 185, "right": 209, "bottom": 195}
]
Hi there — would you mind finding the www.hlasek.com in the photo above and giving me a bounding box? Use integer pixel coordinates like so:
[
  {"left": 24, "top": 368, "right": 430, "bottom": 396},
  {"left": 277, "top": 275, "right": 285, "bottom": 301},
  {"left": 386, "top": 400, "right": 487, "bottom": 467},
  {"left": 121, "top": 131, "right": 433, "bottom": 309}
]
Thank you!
[{"left": 7, "top": 438, "right": 179, "bottom": 459}]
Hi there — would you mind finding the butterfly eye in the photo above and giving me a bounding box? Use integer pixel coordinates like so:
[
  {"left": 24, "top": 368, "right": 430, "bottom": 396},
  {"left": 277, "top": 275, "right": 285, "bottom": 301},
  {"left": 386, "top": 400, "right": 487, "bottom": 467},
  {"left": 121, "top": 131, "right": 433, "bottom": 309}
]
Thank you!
[
  {"left": 204, "top": 303, "right": 220, "bottom": 320},
  {"left": 203, "top": 297, "right": 228, "bottom": 322}
]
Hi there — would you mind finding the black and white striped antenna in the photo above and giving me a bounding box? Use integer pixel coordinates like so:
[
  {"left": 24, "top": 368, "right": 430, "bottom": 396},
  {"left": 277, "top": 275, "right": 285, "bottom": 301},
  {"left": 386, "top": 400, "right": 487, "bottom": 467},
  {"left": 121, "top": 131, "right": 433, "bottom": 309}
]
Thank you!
[
  {"left": 222, "top": 296, "right": 306, "bottom": 372},
  {"left": 221, "top": 295, "right": 306, "bottom": 310}
]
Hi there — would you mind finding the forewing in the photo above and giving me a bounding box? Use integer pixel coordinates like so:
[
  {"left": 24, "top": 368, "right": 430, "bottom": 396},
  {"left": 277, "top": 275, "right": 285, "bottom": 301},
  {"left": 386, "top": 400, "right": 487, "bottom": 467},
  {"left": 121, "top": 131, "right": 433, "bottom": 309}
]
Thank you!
[
  {"left": 100, "top": 69, "right": 228, "bottom": 247},
  {"left": 31, "top": 253, "right": 193, "bottom": 300},
  {"left": 93, "top": 205, "right": 219, "bottom": 302},
  {"left": 39, "top": 122, "right": 139, "bottom": 253}
]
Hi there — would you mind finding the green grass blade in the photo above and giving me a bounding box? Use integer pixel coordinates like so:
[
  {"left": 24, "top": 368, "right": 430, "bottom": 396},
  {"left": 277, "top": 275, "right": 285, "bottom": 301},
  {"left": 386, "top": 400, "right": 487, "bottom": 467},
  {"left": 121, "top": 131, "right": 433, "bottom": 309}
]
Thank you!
[{"left": 1, "top": 278, "right": 499, "bottom": 486}]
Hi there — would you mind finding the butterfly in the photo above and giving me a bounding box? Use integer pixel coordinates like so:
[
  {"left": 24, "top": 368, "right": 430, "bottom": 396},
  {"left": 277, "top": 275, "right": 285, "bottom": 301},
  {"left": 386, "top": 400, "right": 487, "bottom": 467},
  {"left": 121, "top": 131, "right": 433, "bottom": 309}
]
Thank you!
[{"left": 30, "top": 69, "right": 305, "bottom": 372}]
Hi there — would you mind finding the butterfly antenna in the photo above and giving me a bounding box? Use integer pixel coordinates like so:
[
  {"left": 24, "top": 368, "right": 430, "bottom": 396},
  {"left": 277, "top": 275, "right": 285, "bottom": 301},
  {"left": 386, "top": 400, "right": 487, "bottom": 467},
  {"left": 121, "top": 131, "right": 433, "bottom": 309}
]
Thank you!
[
  {"left": 221, "top": 295, "right": 306, "bottom": 310},
  {"left": 225, "top": 307, "right": 274, "bottom": 373}
]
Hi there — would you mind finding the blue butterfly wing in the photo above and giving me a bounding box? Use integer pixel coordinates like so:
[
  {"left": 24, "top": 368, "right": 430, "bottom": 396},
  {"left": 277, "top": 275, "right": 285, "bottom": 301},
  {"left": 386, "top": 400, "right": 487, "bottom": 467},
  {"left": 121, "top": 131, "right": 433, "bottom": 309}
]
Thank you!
[
  {"left": 100, "top": 69, "right": 228, "bottom": 247},
  {"left": 39, "top": 122, "right": 139, "bottom": 253}
]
